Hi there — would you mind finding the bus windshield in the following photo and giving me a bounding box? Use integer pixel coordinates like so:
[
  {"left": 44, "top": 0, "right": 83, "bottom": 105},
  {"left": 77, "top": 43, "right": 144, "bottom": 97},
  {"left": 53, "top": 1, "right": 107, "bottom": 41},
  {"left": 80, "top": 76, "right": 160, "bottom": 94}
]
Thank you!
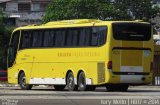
[{"left": 112, "top": 23, "right": 151, "bottom": 41}]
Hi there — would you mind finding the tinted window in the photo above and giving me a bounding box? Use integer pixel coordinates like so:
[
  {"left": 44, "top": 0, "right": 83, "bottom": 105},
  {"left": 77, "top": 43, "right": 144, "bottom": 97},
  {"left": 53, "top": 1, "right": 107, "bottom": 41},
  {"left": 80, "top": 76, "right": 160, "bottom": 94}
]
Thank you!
[
  {"left": 112, "top": 23, "right": 151, "bottom": 41},
  {"left": 79, "top": 28, "right": 86, "bottom": 46},
  {"left": 91, "top": 33, "right": 98, "bottom": 46},
  {"left": 43, "top": 30, "right": 55, "bottom": 47},
  {"left": 55, "top": 30, "right": 66, "bottom": 47},
  {"left": 20, "top": 31, "right": 32, "bottom": 49},
  {"left": 11, "top": 31, "right": 20, "bottom": 49},
  {"left": 19, "top": 26, "right": 107, "bottom": 49},
  {"left": 66, "top": 30, "right": 73, "bottom": 46},
  {"left": 91, "top": 27, "right": 107, "bottom": 46},
  {"left": 8, "top": 31, "right": 20, "bottom": 67},
  {"left": 32, "top": 30, "right": 43, "bottom": 47},
  {"left": 85, "top": 28, "right": 91, "bottom": 46},
  {"left": 66, "top": 29, "right": 79, "bottom": 46},
  {"left": 72, "top": 30, "right": 79, "bottom": 46}
]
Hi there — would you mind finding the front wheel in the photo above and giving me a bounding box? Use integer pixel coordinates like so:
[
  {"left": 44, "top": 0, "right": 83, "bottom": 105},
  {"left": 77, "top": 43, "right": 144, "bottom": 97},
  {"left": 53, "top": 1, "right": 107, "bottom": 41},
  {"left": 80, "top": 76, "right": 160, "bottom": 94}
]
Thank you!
[{"left": 19, "top": 72, "right": 33, "bottom": 90}]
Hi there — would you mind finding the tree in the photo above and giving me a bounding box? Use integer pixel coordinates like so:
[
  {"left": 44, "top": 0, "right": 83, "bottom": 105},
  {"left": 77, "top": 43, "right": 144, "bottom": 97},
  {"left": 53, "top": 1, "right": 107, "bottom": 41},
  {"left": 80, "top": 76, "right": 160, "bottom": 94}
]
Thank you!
[
  {"left": 113, "top": 0, "right": 160, "bottom": 21},
  {"left": 43, "top": 0, "right": 159, "bottom": 23},
  {"left": 43, "top": 0, "right": 128, "bottom": 22},
  {"left": 0, "top": 8, "right": 13, "bottom": 69},
  {"left": 111, "top": 0, "right": 132, "bottom": 20},
  {"left": 0, "top": 8, "right": 5, "bottom": 61}
]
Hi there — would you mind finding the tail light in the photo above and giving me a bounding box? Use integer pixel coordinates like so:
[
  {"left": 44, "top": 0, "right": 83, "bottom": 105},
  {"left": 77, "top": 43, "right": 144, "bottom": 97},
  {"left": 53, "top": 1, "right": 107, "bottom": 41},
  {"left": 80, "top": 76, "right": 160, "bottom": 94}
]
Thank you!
[{"left": 107, "top": 61, "right": 112, "bottom": 69}]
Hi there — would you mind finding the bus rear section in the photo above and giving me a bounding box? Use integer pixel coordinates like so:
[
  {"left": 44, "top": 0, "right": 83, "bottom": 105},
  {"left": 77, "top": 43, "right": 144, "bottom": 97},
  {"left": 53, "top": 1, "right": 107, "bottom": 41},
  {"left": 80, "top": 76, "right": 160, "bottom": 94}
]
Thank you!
[{"left": 110, "top": 22, "right": 153, "bottom": 85}]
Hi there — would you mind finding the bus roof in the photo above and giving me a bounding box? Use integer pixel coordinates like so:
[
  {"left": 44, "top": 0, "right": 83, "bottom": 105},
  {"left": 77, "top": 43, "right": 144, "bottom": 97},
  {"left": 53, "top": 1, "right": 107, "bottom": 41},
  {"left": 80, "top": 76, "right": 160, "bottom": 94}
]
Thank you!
[{"left": 13, "top": 19, "right": 150, "bottom": 32}]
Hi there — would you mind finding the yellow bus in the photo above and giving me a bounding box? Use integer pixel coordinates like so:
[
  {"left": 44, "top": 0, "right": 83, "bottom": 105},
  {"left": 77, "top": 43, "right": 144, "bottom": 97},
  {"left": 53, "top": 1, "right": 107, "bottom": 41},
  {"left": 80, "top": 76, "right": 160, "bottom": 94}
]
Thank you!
[{"left": 7, "top": 19, "right": 153, "bottom": 91}]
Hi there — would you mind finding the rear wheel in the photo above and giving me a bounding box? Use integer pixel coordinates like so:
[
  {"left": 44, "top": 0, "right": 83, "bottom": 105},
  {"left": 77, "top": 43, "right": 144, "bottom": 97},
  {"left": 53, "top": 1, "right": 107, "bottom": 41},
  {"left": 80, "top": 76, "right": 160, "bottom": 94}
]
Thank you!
[
  {"left": 66, "top": 72, "right": 76, "bottom": 91},
  {"left": 19, "top": 72, "right": 33, "bottom": 90},
  {"left": 78, "top": 72, "right": 87, "bottom": 91},
  {"left": 106, "top": 84, "right": 129, "bottom": 92},
  {"left": 54, "top": 85, "right": 66, "bottom": 91}
]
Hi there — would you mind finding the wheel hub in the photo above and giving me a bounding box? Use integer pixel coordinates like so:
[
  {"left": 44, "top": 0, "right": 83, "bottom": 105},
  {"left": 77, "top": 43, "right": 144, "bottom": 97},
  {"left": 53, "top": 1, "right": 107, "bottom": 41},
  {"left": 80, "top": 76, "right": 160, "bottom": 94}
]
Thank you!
[{"left": 68, "top": 77, "right": 73, "bottom": 88}]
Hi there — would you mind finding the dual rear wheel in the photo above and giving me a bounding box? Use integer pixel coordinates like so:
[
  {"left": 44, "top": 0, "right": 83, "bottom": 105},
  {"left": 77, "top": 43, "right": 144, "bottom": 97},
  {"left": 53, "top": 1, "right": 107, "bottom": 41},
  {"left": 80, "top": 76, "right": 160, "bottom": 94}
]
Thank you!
[{"left": 66, "top": 72, "right": 96, "bottom": 91}]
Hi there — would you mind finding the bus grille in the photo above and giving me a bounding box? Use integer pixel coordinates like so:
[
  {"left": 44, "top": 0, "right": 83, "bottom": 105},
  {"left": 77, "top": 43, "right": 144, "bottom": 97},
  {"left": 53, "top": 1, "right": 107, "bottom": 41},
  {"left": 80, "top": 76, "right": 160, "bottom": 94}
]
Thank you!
[{"left": 97, "top": 63, "right": 105, "bottom": 83}]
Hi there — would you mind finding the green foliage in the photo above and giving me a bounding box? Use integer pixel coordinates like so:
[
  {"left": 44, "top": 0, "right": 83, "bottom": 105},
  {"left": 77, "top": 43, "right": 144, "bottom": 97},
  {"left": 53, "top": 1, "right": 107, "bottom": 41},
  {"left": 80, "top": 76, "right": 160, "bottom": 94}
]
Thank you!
[
  {"left": 0, "top": 8, "right": 13, "bottom": 69},
  {"left": 1, "top": 27, "right": 13, "bottom": 69},
  {"left": 0, "top": 8, "right": 4, "bottom": 24},
  {"left": 0, "top": 9, "right": 5, "bottom": 42},
  {"left": 113, "top": 0, "right": 160, "bottom": 21},
  {"left": 0, "top": 8, "right": 4, "bottom": 61},
  {"left": 43, "top": 0, "right": 160, "bottom": 23},
  {"left": 43, "top": 0, "right": 125, "bottom": 22}
]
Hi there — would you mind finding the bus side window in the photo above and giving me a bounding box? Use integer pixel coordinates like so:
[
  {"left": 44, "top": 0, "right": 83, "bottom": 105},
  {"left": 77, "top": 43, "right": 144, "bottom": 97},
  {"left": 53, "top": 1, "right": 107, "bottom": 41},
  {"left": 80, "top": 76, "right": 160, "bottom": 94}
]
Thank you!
[
  {"left": 91, "top": 27, "right": 99, "bottom": 46},
  {"left": 91, "top": 33, "right": 98, "bottom": 46},
  {"left": 66, "top": 29, "right": 73, "bottom": 46},
  {"left": 78, "top": 27, "right": 92, "bottom": 46},
  {"left": 98, "top": 27, "right": 107, "bottom": 45},
  {"left": 43, "top": 30, "right": 55, "bottom": 47},
  {"left": 91, "top": 27, "right": 107, "bottom": 46},
  {"left": 32, "top": 30, "right": 43, "bottom": 48},
  {"left": 66, "top": 29, "right": 78, "bottom": 47},
  {"left": 79, "top": 28, "right": 86, "bottom": 46},
  {"left": 72, "top": 29, "right": 79, "bottom": 46},
  {"left": 20, "top": 31, "right": 32, "bottom": 49},
  {"left": 55, "top": 29, "right": 66, "bottom": 47},
  {"left": 85, "top": 27, "right": 91, "bottom": 46}
]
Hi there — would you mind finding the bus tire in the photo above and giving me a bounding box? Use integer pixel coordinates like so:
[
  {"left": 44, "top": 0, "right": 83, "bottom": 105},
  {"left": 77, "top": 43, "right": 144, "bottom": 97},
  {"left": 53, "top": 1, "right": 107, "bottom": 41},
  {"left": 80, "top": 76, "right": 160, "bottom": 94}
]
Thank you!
[
  {"left": 54, "top": 85, "right": 66, "bottom": 91},
  {"left": 78, "top": 72, "right": 87, "bottom": 91},
  {"left": 66, "top": 72, "right": 76, "bottom": 91},
  {"left": 106, "top": 84, "right": 129, "bottom": 92},
  {"left": 19, "top": 72, "right": 32, "bottom": 90}
]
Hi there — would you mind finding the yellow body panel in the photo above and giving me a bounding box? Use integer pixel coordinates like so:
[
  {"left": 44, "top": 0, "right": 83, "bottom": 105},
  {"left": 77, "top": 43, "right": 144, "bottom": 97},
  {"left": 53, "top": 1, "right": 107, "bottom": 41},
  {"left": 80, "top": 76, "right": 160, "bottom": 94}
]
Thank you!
[{"left": 8, "top": 19, "right": 153, "bottom": 86}]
